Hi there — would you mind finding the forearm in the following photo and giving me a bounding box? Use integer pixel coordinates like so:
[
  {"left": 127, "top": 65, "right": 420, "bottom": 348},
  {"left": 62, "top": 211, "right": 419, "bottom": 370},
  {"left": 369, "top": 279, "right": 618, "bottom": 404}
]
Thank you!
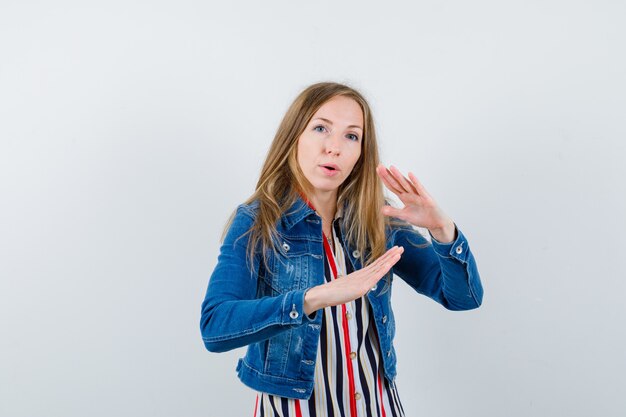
[
  {"left": 393, "top": 223, "right": 484, "bottom": 310},
  {"left": 433, "top": 250, "right": 483, "bottom": 310},
  {"left": 200, "top": 288, "right": 311, "bottom": 352}
]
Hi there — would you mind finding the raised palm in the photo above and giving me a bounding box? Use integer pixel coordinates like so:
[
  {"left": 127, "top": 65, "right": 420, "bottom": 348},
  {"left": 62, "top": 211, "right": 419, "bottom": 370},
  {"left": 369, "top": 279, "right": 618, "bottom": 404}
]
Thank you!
[{"left": 376, "top": 164, "right": 451, "bottom": 231}]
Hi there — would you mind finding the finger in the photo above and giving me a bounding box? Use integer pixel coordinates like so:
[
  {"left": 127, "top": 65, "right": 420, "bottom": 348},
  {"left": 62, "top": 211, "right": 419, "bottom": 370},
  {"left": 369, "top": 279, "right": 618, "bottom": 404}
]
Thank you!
[
  {"left": 359, "top": 247, "right": 399, "bottom": 274},
  {"left": 370, "top": 253, "right": 401, "bottom": 276},
  {"left": 365, "top": 246, "right": 403, "bottom": 272},
  {"left": 374, "top": 246, "right": 403, "bottom": 265},
  {"left": 407, "top": 172, "right": 429, "bottom": 197},
  {"left": 389, "top": 165, "right": 416, "bottom": 195},
  {"left": 380, "top": 249, "right": 403, "bottom": 268},
  {"left": 377, "top": 164, "right": 405, "bottom": 195},
  {"left": 365, "top": 253, "right": 402, "bottom": 286},
  {"left": 385, "top": 166, "right": 409, "bottom": 194},
  {"left": 404, "top": 172, "right": 421, "bottom": 196}
]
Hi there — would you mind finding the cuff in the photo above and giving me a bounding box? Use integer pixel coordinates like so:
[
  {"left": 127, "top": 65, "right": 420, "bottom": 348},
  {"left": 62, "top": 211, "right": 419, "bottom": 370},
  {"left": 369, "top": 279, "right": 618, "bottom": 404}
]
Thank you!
[
  {"left": 429, "top": 223, "right": 469, "bottom": 263},
  {"left": 281, "top": 288, "right": 317, "bottom": 325}
]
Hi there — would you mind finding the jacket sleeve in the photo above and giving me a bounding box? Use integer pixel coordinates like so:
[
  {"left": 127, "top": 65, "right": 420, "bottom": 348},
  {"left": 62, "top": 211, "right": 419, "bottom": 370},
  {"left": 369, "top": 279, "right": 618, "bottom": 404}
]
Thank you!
[
  {"left": 390, "top": 220, "right": 483, "bottom": 310},
  {"left": 200, "top": 205, "right": 316, "bottom": 353}
]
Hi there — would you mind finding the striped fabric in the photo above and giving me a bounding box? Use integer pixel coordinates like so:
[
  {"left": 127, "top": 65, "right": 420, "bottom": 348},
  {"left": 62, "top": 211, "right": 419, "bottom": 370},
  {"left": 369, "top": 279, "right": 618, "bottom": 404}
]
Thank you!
[{"left": 253, "top": 218, "right": 405, "bottom": 417}]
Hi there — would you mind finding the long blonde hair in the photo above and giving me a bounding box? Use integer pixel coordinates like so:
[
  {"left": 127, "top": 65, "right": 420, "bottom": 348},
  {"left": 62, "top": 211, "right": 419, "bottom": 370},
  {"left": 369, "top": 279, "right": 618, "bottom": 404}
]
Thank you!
[{"left": 224, "top": 82, "right": 399, "bottom": 271}]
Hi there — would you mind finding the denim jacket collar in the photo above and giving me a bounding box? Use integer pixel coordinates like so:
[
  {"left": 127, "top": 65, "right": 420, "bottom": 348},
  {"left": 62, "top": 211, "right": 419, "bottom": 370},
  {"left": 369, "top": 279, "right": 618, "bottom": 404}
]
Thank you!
[
  {"left": 280, "top": 196, "right": 316, "bottom": 230},
  {"left": 280, "top": 194, "right": 344, "bottom": 230}
]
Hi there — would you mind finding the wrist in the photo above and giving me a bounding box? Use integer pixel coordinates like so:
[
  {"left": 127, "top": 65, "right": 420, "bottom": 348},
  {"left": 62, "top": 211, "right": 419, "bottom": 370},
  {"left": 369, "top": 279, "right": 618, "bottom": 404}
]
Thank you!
[
  {"left": 429, "top": 219, "right": 456, "bottom": 244},
  {"left": 303, "top": 286, "right": 325, "bottom": 316}
]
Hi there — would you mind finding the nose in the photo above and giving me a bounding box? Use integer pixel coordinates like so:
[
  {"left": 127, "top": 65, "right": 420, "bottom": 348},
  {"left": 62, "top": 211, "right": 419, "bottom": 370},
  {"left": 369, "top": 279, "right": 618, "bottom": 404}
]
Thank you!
[{"left": 325, "top": 132, "right": 342, "bottom": 155}]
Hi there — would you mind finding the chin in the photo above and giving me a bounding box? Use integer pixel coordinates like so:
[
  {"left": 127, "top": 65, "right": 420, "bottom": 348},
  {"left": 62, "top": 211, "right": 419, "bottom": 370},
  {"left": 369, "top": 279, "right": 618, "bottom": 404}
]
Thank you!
[
  {"left": 304, "top": 173, "right": 345, "bottom": 194},
  {"left": 312, "top": 184, "right": 342, "bottom": 194}
]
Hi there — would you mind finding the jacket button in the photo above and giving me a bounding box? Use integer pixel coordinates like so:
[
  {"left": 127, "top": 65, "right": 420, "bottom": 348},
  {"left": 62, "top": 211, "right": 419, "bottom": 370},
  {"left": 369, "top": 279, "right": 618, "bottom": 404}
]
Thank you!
[
  {"left": 382, "top": 315, "right": 387, "bottom": 323},
  {"left": 282, "top": 242, "right": 290, "bottom": 252},
  {"left": 289, "top": 303, "right": 299, "bottom": 319},
  {"left": 350, "top": 351, "right": 357, "bottom": 359},
  {"left": 455, "top": 245, "right": 463, "bottom": 254},
  {"left": 352, "top": 250, "right": 360, "bottom": 258},
  {"left": 354, "top": 392, "right": 361, "bottom": 400}
]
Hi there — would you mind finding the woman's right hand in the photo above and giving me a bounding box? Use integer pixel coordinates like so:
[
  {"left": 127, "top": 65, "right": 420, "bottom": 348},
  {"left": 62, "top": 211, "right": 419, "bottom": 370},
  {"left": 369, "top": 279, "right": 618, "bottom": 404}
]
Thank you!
[{"left": 303, "top": 246, "right": 404, "bottom": 315}]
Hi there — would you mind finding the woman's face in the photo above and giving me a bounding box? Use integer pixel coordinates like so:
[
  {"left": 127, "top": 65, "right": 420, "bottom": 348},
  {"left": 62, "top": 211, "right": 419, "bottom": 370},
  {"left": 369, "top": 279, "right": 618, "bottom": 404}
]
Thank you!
[{"left": 296, "top": 95, "right": 364, "bottom": 199}]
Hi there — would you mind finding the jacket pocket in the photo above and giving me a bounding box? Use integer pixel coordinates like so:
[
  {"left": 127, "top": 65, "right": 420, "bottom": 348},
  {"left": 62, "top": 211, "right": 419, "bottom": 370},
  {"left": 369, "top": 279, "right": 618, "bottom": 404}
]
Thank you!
[
  {"left": 265, "top": 235, "right": 310, "bottom": 294},
  {"left": 264, "top": 328, "right": 293, "bottom": 376}
]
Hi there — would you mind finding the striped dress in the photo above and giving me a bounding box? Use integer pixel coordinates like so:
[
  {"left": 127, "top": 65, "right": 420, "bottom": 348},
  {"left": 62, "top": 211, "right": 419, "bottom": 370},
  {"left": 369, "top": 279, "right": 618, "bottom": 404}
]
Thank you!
[{"left": 253, "top": 218, "right": 405, "bottom": 417}]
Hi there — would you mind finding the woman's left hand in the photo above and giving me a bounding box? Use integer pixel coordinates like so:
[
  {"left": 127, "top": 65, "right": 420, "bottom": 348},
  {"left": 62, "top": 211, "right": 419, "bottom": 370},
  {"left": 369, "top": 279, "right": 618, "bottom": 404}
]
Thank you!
[{"left": 376, "top": 164, "right": 455, "bottom": 241}]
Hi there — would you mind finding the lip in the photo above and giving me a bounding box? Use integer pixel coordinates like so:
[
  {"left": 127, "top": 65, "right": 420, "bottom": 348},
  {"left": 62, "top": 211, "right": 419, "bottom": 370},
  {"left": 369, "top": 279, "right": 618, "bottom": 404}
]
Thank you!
[
  {"left": 318, "top": 164, "right": 340, "bottom": 177},
  {"left": 319, "top": 163, "right": 340, "bottom": 171}
]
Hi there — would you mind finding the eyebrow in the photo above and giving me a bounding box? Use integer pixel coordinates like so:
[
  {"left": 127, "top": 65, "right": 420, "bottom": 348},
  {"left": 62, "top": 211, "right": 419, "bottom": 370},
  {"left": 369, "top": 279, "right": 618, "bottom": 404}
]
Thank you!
[{"left": 312, "top": 117, "right": 363, "bottom": 131}]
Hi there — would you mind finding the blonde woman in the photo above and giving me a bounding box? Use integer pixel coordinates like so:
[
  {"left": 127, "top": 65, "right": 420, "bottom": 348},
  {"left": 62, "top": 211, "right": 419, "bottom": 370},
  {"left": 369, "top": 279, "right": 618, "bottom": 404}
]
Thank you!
[{"left": 200, "top": 82, "right": 483, "bottom": 416}]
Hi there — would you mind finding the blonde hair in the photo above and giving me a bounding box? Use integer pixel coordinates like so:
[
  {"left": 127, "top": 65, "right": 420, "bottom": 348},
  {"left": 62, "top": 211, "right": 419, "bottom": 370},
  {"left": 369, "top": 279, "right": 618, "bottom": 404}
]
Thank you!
[{"left": 222, "top": 81, "right": 411, "bottom": 273}]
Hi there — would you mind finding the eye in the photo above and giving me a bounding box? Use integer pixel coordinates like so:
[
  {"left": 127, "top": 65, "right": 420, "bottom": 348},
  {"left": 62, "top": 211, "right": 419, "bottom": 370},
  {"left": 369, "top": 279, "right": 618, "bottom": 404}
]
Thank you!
[
  {"left": 346, "top": 133, "right": 360, "bottom": 141},
  {"left": 313, "top": 125, "right": 327, "bottom": 133}
]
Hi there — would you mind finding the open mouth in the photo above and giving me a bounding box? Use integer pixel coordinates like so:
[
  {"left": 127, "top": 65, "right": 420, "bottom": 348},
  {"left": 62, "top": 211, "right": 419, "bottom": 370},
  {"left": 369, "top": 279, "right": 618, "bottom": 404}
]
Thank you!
[
  {"left": 319, "top": 165, "right": 340, "bottom": 176},
  {"left": 320, "top": 164, "right": 339, "bottom": 171}
]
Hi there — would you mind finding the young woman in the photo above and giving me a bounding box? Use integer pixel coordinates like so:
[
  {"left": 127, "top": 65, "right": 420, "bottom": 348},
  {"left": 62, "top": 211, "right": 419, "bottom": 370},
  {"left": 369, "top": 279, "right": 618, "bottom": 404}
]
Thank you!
[{"left": 200, "top": 82, "right": 483, "bottom": 417}]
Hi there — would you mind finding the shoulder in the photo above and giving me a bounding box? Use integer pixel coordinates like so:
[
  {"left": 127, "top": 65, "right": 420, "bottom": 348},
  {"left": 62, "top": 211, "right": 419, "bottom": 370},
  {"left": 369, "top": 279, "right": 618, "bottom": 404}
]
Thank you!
[
  {"left": 222, "top": 199, "right": 260, "bottom": 243},
  {"left": 239, "top": 198, "right": 260, "bottom": 214},
  {"left": 233, "top": 199, "right": 260, "bottom": 221}
]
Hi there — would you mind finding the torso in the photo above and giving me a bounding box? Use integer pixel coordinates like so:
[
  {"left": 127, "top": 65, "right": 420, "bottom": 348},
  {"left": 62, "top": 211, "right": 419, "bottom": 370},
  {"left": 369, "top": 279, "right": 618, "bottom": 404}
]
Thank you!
[{"left": 253, "top": 217, "right": 405, "bottom": 417}]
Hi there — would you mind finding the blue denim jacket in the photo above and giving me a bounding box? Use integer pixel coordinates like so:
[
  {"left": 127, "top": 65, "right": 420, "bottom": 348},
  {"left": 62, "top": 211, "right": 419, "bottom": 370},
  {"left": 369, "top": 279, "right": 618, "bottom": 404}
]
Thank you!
[{"left": 200, "top": 195, "right": 483, "bottom": 400}]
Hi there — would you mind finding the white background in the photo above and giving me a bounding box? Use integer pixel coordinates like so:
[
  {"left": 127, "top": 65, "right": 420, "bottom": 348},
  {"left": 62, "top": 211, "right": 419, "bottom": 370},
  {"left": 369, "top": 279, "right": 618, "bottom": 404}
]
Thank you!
[{"left": 1, "top": 1, "right": 625, "bottom": 416}]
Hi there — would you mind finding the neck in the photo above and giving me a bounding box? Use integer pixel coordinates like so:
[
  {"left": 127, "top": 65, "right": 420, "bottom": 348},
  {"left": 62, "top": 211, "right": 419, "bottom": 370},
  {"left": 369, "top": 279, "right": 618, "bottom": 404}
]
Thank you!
[{"left": 307, "top": 190, "right": 337, "bottom": 223}]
